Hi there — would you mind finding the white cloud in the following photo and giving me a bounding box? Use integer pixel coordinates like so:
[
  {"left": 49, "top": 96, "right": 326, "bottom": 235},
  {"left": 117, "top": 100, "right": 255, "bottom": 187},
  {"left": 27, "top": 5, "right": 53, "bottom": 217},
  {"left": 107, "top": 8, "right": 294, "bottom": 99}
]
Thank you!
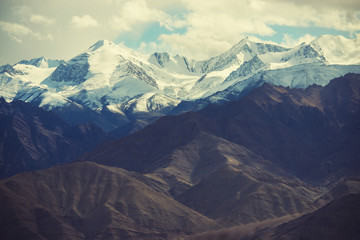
[
  {"left": 0, "top": 21, "right": 31, "bottom": 38},
  {"left": 0, "top": 21, "right": 53, "bottom": 43},
  {"left": 30, "top": 14, "right": 55, "bottom": 25},
  {"left": 70, "top": 15, "right": 99, "bottom": 28},
  {"left": 143, "top": 0, "right": 360, "bottom": 60},
  {"left": 276, "top": 0, "right": 360, "bottom": 10},
  {"left": 159, "top": 32, "right": 233, "bottom": 60},
  {"left": 109, "top": 0, "right": 181, "bottom": 32},
  {"left": 0, "top": 0, "right": 359, "bottom": 65}
]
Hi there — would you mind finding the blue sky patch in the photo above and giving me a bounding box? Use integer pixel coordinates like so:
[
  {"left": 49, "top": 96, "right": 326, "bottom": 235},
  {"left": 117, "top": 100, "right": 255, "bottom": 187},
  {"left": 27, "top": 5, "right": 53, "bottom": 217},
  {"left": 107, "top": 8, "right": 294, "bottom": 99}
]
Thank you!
[{"left": 115, "top": 21, "right": 187, "bottom": 49}]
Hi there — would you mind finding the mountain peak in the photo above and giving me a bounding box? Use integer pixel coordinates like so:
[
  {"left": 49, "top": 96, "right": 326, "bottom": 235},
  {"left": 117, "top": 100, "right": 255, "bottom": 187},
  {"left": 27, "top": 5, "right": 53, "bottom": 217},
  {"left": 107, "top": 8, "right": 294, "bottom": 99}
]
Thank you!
[
  {"left": 227, "top": 36, "right": 289, "bottom": 57},
  {"left": 231, "top": 36, "right": 252, "bottom": 49},
  {"left": 238, "top": 36, "right": 251, "bottom": 44},
  {"left": 231, "top": 36, "right": 275, "bottom": 49},
  {"left": 88, "top": 39, "right": 118, "bottom": 52},
  {"left": 87, "top": 40, "right": 145, "bottom": 61}
]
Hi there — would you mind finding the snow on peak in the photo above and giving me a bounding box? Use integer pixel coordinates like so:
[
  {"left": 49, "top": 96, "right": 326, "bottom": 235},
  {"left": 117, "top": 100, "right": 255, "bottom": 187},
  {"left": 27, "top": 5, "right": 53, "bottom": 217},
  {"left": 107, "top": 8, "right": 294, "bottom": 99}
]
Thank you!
[
  {"left": 88, "top": 40, "right": 117, "bottom": 52},
  {"left": 196, "top": 36, "right": 289, "bottom": 74},
  {"left": 229, "top": 37, "right": 288, "bottom": 56},
  {"left": 87, "top": 40, "right": 147, "bottom": 64},
  {"left": 148, "top": 52, "right": 197, "bottom": 75},
  {"left": 121, "top": 92, "right": 180, "bottom": 113},
  {"left": 1, "top": 34, "right": 359, "bottom": 131}
]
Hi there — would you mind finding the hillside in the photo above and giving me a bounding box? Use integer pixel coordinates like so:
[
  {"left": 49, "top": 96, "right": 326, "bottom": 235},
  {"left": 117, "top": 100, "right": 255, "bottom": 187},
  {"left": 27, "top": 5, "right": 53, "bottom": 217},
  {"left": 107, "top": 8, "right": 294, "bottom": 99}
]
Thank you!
[{"left": 0, "top": 162, "right": 215, "bottom": 240}]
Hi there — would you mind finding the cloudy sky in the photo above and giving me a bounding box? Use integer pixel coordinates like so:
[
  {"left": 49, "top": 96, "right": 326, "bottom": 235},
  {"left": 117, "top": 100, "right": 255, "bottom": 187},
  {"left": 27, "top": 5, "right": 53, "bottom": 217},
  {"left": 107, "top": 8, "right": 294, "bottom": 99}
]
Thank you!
[{"left": 0, "top": 0, "right": 359, "bottom": 65}]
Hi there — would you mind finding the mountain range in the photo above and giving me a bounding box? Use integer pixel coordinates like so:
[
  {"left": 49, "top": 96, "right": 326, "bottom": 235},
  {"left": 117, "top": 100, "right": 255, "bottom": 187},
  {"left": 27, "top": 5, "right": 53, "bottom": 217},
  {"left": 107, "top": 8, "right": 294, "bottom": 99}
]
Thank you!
[
  {"left": 1, "top": 35, "right": 359, "bottom": 136},
  {"left": 0, "top": 34, "right": 360, "bottom": 239},
  {"left": 0, "top": 73, "right": 359, "bottom": 239},
  {"left": 80, "top": 73, "right": 360, "bottom": 185}
]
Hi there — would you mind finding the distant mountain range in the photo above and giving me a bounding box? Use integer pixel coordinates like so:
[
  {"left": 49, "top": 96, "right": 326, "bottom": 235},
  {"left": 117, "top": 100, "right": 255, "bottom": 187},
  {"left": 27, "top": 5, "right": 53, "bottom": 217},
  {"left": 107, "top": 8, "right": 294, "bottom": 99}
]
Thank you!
[
  {"left": 1, "top": 35, "right": 359, "bottom": 135},
  {"left": 0, "top": 73, "right": 359, "bottom": 239}
]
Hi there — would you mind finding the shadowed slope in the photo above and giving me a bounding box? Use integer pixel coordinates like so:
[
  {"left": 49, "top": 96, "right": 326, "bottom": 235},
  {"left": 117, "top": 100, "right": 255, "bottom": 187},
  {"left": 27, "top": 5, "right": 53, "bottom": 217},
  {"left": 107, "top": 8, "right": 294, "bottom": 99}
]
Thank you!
[
  {"left": 270, "top": 194, "right": 360, "bottom": 240},
  {"left": 0, "top": 99, "right": 109, "bottom": 178},
  {"left": 80, "top": 111, "right": 219, "bottom": 172},
  {"left": 185, "top": 194, "right": 360, "bottom": 240},
  {"left": 178, "top": 165, "right": 319, "bottom": 226}
]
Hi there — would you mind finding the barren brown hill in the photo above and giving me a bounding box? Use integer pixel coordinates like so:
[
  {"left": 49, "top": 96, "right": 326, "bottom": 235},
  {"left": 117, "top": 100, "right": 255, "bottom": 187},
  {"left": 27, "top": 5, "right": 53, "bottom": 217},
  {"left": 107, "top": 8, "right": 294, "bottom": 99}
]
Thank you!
[
  {"left": 0, "top": 161, "right": 215, "bottom": 240},
  {"left": 144, "top": 132, "right": 322, "bottom": 225},
  {"left": 185, "top": 194, "right": 360, "bottom": 240},
  {"left": 177, "top": 165, "right": 319, "bottom": 226}
]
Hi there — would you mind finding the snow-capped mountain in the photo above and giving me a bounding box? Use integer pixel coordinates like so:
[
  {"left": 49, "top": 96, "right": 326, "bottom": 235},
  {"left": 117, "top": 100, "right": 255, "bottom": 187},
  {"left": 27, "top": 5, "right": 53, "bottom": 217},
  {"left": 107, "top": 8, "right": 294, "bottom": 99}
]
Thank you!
[
  {"left": 1, "top": 35, "right": 359, "bottom": 135},
  {"left": 18, "top": 57, "right": 65, "bottom": 68}
]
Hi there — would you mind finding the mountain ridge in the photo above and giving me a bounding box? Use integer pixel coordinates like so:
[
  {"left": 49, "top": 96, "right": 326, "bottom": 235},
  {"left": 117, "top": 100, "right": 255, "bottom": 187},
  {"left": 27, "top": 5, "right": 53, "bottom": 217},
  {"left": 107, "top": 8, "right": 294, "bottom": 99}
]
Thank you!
[{"left": 1, "top": 35, "right": 359, "bottom": 134}]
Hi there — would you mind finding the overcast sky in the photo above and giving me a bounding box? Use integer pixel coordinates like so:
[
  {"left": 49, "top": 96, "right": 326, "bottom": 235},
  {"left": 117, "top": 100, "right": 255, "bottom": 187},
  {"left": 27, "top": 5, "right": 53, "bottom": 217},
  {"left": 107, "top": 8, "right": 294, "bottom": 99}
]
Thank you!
[{"left": 0, "top": 0, "right": 359, "bottom": 65}]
